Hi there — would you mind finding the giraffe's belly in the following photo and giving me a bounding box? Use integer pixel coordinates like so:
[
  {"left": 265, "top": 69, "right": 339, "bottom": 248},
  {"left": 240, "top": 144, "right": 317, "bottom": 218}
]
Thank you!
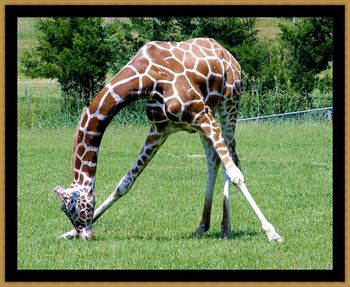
[{"left": 146, "top": 101, "right": 198, "bottom": 133}]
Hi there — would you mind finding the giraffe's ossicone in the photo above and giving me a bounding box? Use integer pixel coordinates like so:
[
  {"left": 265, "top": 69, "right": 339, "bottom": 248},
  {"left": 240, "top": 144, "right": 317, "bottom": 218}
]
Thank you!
[{"left": 54, "top": 38, "right": 283, "bottom": 242}]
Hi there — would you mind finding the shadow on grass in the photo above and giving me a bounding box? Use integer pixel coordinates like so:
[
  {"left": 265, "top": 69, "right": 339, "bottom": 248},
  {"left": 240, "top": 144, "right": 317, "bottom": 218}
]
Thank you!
[
  {"left": 186, "top": 229, "right": 260, "bottom": 241},
  {"left": 94, "top": 229, "right": 260, "bottom": 242}
]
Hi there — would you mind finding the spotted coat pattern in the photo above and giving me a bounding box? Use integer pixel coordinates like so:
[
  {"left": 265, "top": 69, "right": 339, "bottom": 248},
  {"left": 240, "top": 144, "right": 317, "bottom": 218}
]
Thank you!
[{"left": 54, "top": 38, "right": 283, "bottom": 242}]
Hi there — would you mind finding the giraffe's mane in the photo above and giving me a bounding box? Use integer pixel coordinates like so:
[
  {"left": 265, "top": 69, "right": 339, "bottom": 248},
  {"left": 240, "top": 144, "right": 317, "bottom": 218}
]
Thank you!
[{"left": 71, "top": 106, "right": 88, "bottom": 178}]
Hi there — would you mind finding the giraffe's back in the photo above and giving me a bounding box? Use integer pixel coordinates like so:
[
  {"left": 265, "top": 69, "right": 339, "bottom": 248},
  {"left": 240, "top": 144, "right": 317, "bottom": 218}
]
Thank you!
[{"left": 107, "top": 38, "right": 241, "bottom": 126}]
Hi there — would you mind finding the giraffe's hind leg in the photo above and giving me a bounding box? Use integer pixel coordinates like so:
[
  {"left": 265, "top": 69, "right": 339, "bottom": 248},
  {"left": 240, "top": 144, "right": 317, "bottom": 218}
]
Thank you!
[
  {"left": 195, "top": 134, "right": 221, "bottom": 237},
  {"left": 218, "top": 95, "right": 240, "bottom": 239},
  {"left": 194, "top": 111, "right": 283, "bottom": 242}
]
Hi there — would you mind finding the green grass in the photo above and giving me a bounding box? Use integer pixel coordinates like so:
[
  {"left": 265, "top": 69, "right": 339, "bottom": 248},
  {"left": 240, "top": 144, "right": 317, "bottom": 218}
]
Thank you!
[{"left": 17, "top": 122, "right": 332, "bottom": 269}]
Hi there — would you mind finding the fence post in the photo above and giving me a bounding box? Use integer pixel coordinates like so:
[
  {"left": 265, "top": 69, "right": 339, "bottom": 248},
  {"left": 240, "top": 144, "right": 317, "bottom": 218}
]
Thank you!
[
  {"left": 327, "top": 109, "right": 332, "bottom": 121},
  {"left": 25, "top": 87, "right": 30, "bottom": 129}
]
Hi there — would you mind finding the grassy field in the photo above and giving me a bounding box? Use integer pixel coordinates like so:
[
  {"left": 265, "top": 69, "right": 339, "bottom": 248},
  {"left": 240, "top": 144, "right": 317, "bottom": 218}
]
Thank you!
[{"left": 17, "top": 122, "right": 333, "bottom": 270}]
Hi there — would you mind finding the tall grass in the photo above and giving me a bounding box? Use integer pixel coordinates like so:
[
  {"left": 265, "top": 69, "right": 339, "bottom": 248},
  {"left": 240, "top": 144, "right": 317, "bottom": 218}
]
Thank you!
[
  {"left": 18, "top": 78, "right": 332, "bottom": 129},
  {"left": 239, "top": 82, "right": 332, "bottom": 118}
]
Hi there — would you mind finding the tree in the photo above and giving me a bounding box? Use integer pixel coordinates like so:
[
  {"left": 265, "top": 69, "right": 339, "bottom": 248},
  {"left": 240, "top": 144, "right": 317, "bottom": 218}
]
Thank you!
[
  {"left": 21, "top": 18, "right": 111, "bottom": 111},
  {"left": 279, "top": 17, "right": 333, "bottom": 93}
]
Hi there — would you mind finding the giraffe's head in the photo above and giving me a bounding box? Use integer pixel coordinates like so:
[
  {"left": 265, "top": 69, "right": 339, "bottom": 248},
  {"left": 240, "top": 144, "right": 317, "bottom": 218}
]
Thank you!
[{"left": 53, "top": 186, "right": 95, "bottom": 240}]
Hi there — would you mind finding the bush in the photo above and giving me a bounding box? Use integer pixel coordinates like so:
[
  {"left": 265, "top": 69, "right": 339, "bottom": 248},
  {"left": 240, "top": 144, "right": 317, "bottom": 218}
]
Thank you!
[
  {"left": 21, "top": 18, "right": 111, "bottom": 112},
  {"left": 279, "top": 17, "right": 333, "bottom": 93}
]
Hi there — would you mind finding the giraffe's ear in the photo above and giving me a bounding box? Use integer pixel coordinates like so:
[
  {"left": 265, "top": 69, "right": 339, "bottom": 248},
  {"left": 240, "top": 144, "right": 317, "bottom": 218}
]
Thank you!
[
  {"left": 53, "top": 186, "right": 66, "bottom": 202},
  {"left": 54, "top": 186, "right": 80, "bottom": 214}
]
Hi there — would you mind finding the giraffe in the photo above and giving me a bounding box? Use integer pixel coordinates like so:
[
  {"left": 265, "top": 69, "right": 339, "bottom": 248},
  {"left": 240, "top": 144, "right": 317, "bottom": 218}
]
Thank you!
[{"left": 54, "top": 38, "right": 283, "bottom": 242}]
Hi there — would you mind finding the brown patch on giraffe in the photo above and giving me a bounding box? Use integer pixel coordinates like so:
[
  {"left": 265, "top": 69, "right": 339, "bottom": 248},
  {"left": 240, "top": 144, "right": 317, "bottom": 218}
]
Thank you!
[
  {"left": 206, "top": 94, "right": 221, "bottom": 110},
  {"left": 184, "top": 54, "right": 196, "bottom": 70},
  {"left": 77, "top": 130, "right": 84, "bottom": 144},
  {"left": 83, "top": 151, "right": 97, "bottom": 163},
  {"left": 99, "top": 94, "right": 116, "bottom": 116},
  {"left": 87, "top": 190, "right": 93, "bottom": 200},
  {"left": 191, "top": 44, "right": 205, "bottom": 58},
  {"left": 186, "top": 71, "right": 206, "bottom": 86},
  {"left": 75, "top": 158, "right": 82, "bottom": 170},
  {"left": 80, "top": 211, "right": 87, "bottom": 219},
  {"left": 74, "top": 171, "right": 79, "bottom": 181},
  {"left": 209, "top": 58, "right": 223, "bottom": 75},
  {"left": 89, "top": 87, "right": 108, "bottom": 114},
  {"left": 146, "top": 105, "right": 166, "bottom": 122},
  {"left": 141, "top": 154, "right": 148, "bottom": 163},
  {"left": 157, "top": 82, "right": 174, "bottom": 97},
  {"left": 195, "top": 38, "right": 212, "bottom": 49},
  {"left": 215, "top": 139, "right": 226, "bottom": 150},
  {"left": 85, "top": 134, "right": 102, "bottom": 147},
  {"left": 175, "top": 75, "right": 192, "bottom": 96},
  {"left": 221, "top": 156, "right": 231, "bottom": 166},
  {"left": 149, "top": 65, "right": 175, "bottom": 82},
  {"left": 173, "top": 48, "right": 185, "bottom": 62},
  {"left": 179, "top": 42, "right": 190, "bottom": 50},
  {"left": 132, "top": 56, "right": 150, "bottom": 74},
  {"left": 191, "top": 101, "right": 205, "bottom": 114},
  {"left": 214, "top": 48, "right": 227, "bottom": 61},
  {"left": 202, "top": 47, "right": 215, "bottom": 57},
  {"left": 110, "top": 67, "right": 137, "bottom": 86},
  {"left": 77, "top": 145, "right": 85, "bottom": 157},
  {"left": 82, "top": 164, "right": 96, "bottom": 178},
  {"left": 81, "top": 113, "right": 88, "bottom": 128},
  {"left": 148, "top": 45, "right": 172, "bottom": 63},
  {"left": 185, "top": 71, "right": 207, "bottom": 98},
  {"left": 201, "top": 126, "right": 212, "bottom": 136},
  {"left": 196, "top": 59, "right": 210, "bottom": 77},
  {"left": 132, "top": 167, "right": 139, "bottom": 174},
  {"left": 165, "top": 98, "right": 182, "bottom": 116},
  {"left": 225, "top": 67, "right": 234, "bottom": 84},
  {"left": 79, "top": 174, "right": 84, "bottom": 184},
  {"left": 234, "top": 79, "right": 241, "bottom": 93},
  {"left": 114, "top": 78, "right": 140, "bottom": 99},
  {"left": 141, "top": 75, "right": 154, "bottom": 93},
  {"left": 164, "top": 58, "right": 184, "bottom": 73},
  {"left": 208, "top": 75, "right": 223, "bottom": 95},
  {"left": 86, "top": 117, "right": 100, "bottom": 132},
  {"left": 156, "top": 41, "right": 171, "bottom": 49}
]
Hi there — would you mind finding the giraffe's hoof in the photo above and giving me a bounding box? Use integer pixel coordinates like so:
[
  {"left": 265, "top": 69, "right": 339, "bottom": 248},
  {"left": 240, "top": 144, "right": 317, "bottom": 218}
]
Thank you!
[
  {"left": 267, "top": 231, "right": 284, "bottom": 243},
  {"left": 221, "top": 231, "right": 232, "bottom": 240},
  {"left": 59, "top": 229, "right": 78, "bottom": 240},
  {"left": 193, "top": 224, "right": 209, "bottom": 238},
  {"left": 262, "top": 221, "right": 284, "bottom": 243}
]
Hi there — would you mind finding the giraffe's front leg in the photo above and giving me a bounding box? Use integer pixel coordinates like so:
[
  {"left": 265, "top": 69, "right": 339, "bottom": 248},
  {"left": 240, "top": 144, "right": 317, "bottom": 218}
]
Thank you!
[
  {"left": 195, "top": 135, "right": 221, "bottom": 237},
  {"left": 59, "top": 124, "right": 169, "bottom": 239}
]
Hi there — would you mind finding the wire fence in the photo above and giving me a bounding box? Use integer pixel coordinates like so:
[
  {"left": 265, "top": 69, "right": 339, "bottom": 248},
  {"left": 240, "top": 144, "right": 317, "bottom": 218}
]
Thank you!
[{"left": 238, "top": 107, "right": 333, "bottom": 123}]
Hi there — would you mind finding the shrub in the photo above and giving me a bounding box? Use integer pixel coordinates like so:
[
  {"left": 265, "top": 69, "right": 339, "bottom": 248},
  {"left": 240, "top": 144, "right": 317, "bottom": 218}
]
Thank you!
[
  {"left": 279, "top": 17, "right": 333, "bottom": 93},
  {"left": 21, "top": 18, "right": 111, "bottom": 112}
]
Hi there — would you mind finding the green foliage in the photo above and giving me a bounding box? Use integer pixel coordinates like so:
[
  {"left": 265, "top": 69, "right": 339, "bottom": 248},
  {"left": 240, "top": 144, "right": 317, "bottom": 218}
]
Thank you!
[
  {"left": 106, "top": 17, "right": 258, "bottom": 74},
  {"left": 279, "top": 17, "right": 333, "bottom": 93},
  {"left": 191, "top": 17, "right": 257, "bottom": 52},
  {"left": 21, "top": 18, "right": 111, "bottom": 111}
]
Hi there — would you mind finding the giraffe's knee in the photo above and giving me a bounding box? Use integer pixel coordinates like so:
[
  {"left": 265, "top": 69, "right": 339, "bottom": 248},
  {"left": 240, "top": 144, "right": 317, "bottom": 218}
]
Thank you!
[
  {"left": 114, "top": 176, "right": 132, "bottom": 197},
  {"left": 226, "top": 165, "right": 245, "bottom": 187}
]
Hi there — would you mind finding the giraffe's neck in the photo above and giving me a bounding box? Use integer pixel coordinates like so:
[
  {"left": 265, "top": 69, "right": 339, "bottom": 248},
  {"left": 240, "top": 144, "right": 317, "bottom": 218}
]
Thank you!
[{"left": 71, "top": 71, "right": 145, "bottom": 188}]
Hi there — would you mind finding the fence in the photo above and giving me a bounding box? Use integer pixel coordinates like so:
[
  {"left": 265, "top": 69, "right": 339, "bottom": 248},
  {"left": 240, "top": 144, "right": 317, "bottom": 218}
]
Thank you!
[{"left": 238, "top": 107, "right": 333, "bottom": 123}]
